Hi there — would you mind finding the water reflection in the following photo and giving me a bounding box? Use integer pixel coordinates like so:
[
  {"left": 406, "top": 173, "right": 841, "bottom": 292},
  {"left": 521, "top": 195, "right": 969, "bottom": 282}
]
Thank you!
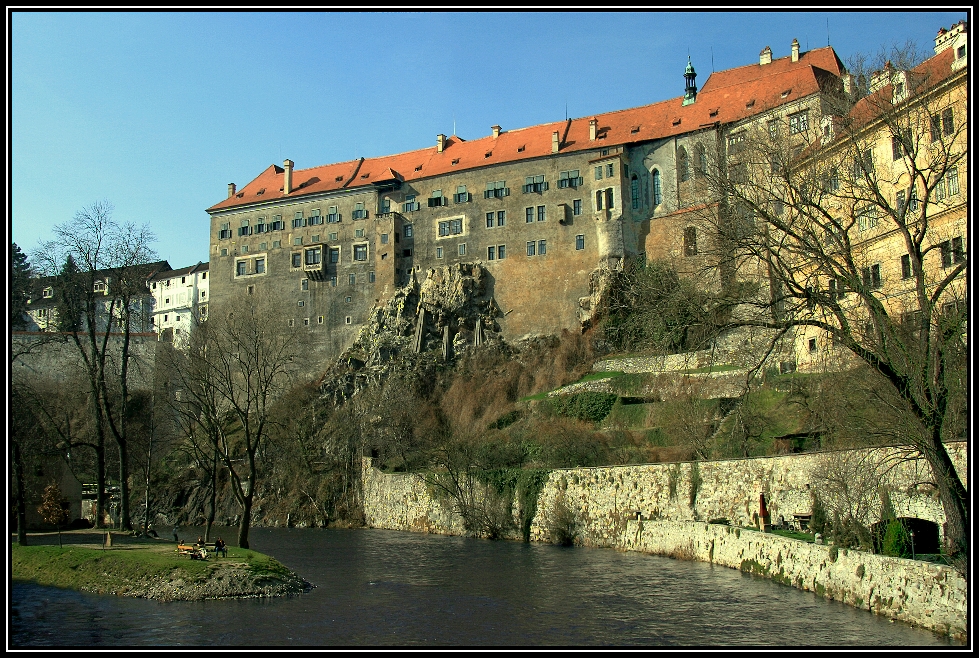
[{"left": 12, "top": 527, "right": 957, "bottom": 647}]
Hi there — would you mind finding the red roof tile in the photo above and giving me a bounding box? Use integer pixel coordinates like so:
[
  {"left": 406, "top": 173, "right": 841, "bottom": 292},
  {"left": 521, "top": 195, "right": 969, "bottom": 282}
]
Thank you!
[{"left": 209, "top": 47, "right": 848, "bottom": 213}]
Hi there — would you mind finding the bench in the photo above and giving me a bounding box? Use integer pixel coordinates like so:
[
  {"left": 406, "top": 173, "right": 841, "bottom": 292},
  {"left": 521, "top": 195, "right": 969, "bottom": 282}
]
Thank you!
[{"left": 176, "top": 544, "right": 208, "bottom": 560}]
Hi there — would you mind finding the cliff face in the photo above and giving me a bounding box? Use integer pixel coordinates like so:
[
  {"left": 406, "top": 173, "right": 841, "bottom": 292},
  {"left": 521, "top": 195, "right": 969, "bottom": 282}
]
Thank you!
[{"left": 318, "top": 263, "right": 508, "bottom": 404}]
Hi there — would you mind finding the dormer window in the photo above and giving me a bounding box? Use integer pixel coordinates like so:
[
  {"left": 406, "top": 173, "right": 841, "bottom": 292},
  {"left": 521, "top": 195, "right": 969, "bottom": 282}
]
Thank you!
[
  {"left": 335, "top": 176, "right": 344, "bottom": 182},
  {"left": 42, "top": 287, "right": 54, "bottom": 299}
]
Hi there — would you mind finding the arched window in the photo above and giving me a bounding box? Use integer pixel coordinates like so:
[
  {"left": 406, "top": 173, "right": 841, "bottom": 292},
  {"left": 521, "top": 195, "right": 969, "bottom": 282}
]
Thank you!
[
  {"left": 677, "top": 147, "right": 690, "bottom": 182},
  {"left": 652, "top": 170, "right": 662, "bottom": 207},
  {"left": 695, "top": 144, "right": 707, "bottom": 176},
  {"left": 631, "top": 175, "right": 641, "bottom": 209}
]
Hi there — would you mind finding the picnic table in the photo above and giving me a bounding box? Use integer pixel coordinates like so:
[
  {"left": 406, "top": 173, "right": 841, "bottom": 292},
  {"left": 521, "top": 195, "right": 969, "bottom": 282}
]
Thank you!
[
  {"left": 792, "top": 513, "right": 812, "bottom": 532},
  {"left": 176, "top": 543, "right": 209, "bottom": 560}
]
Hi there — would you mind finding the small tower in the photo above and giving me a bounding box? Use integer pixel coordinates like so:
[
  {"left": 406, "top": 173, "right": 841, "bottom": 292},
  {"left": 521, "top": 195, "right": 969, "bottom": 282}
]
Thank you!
[{"left": 682, "top": 56, "right": 698, "bottom": 106}]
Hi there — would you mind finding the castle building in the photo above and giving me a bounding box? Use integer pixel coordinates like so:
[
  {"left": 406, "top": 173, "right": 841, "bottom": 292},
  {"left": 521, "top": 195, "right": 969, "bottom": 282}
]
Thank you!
[
  {"left": 792, "top": 22, "right": 968, "bottom": 369},
  {"left": 148, "top": 261, "right": 209, "bottom": 347},
  {"left": 24, "top": 261, "right": 170, "bottom": 335},
  {"left": 205, "top": 40, "right": 860, "bottom": 373}
]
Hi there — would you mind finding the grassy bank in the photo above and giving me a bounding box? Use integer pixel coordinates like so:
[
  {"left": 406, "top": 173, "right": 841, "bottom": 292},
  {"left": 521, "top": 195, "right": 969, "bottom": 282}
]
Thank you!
[{"left": 11, "top": 531, "right": 310, "bottom": 601}]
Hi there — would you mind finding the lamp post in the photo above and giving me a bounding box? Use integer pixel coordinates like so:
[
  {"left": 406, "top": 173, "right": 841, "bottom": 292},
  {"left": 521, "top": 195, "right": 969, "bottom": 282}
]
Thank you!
[{"left": 910, "top": 530, "right": 915, "bottom": 560}]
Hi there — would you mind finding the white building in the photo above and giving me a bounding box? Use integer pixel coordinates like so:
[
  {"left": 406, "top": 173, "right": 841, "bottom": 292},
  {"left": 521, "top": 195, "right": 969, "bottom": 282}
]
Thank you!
[{"left": 149, "top": 262, "right": 209, "bottom": 347}]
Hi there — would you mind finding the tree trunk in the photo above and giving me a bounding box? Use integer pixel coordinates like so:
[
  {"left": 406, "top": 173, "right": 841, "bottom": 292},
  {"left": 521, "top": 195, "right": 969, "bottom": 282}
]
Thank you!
[
  {"left": 12, "top": 442, "right": 27, "bottom": 545},
  {"left": 923, "top": 439, "right": 968, "bottom": 577},
  {"left": 95, "top": 439, "right": 106, "bottom": 529},
  {"left": 237, "top": 493, "right": 253, "bottom": 549},
  {"left": 117, "top": 438, "right": 131, "bottom": 531},
  {"left": 205, "top": 449, "right": 217, "bottom": 543}
]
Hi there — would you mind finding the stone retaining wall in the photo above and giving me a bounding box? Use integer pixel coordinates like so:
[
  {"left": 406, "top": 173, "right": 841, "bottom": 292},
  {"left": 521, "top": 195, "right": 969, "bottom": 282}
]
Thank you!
[
  {"left": 618, "top": 520, "right": 966, "bottom": 640},
  {"left": 360, "top": 442, "right": 968, "bottom": 639}
]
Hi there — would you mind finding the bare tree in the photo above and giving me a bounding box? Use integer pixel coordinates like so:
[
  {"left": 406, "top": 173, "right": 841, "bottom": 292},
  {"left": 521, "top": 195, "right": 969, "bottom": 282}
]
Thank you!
[
  {"left": 33, "top": 201, "right": 159, "bottom": 530},
  {"left": 695, "top": 48, "right": 968, "bottom": 568},
  {"left": 176, "top": 292, "right": 304, "bottom": 548}
]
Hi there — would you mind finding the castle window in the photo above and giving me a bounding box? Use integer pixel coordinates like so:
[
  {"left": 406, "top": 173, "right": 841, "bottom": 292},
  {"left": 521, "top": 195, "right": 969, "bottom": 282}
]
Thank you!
[
  {"left": 525, "top": 207, "right": 534, "bottom": 223},
  {"left": 861, "top": 264, "right": 882, "bottom": 289},
  {"left": 522, "top": 175, "right": 548, "bottom": 193},
  {"left": 594, "top": 166, "right": 603, "bottom": 180},
  {"left": 527, "top": 241, "right": 536, "bottom": 256},
  {"left": 487, "top": 246, "right": 496, "bottom": 260},
  {"left": 605, "top": 164, "right": 614, "bottom": 178},
  {"left": 318, "top": 316, "right": 325, "bottom": 324},
  {"left": 696, "top": 144, "right": 707, "bottom": 176},
  {"left": 652, "top": 170, "right": 662, "bottom": 206},
  {"left": 255, "top": 258, "right": 265, "bottom": 274},
  {"left": 381, "top": 233, "right": 389, "bottom": 244},
  {"left": 496, "top": 210, "right": 505, "bottom": 226},
  {"left": 427, "top": 190, "right": 447, "bottom": 208},
  {"left": 677, "top": 147, "right": 689, "bottom": 182},
  {"left": 298, "top": 300, "right": 305, "bottom": 307},
  {"left": 458, "top": 243, "right": 466, "bottom": 256},
  {"left": 309, "top": 209, "right": 323, "bottom": 225},
  {"left": 404, "top": 224, "right": 413, "bottom": 238},
  {"left": 271, "top": 215, "right": 284, "bottom": 231},
  {"left": 537, "top": 205, "right": 546, "bottom": 222},
  {"left": 353, "top": 202, "right": 369, "bottom": 219},
  {"left": 328, "top": 247, "right": 339, "bottom": 264},
  {"left": 939, "top": 237, "right": 966, "bottom": 268},
  {"left": 294, "top": 237, "right": 302, "bottom": 246},
  {"left": 326, "top": 206, "right": 341, "bottom": 223},
  {"left": 768, "top": 120, "right": 779, "bottom": 140},
  {"left": 236, "top": 261, "right": 247, "bottom": 276},
  {"left": 349, "top": 274, "right": 356, "bottom": 285},
  {"left": 288, "top": 319, "right": 294, "bottom": 327},
  {"left": 485, "top": 180, "right": 508, "bottom": 199},
  {"left": 438, "top": 219, "right": 463, "bottom": 236},
  {"left": 241, "top": 245, "right": 249, "bottom": 254},
  {"left": 684, "top": 227, "right": 698, "bottom": 256},
  {"left": 260, "top": 242, "right": 268, "bottom": 251},
  {"left": 353, "top": 244, "right": 368, "bottom": 261},
  {"left": 292, "top": 212, "right": 305, "bottom": 228},
  {"left": 901, "top": 254, "right": 912, "bottom": 279},
  {"left": 219, "top": 223, "right": 232, "bottom": 240},
  {"left": 497, "top": 245, "right": 506, "bottom": 259},
  {"left": 558, "top": 170, "right": 582, "bottom": 188},
  {"left": 238, "top": 220, "right": 251, "bottom": 237},
  {"left": 486, "top": 212, "right": 495, "bottom": 228},
  {"left": 402, "top": 195, "right": 420, "bottom": 213},
  {"left": 369, "top": 271, "right": 375, "bottom": 283},
  {"left": 631, "top": 176, "right": 640, "bottom": 209},
  {"left": 453, "top": 185, "right": 471, "bottom": 203},
  {"left": 436, "top": 247, "right": 443, "bottom": 259},
  {"left": 576, "top": 235, "right": 585, "bottom": 250},
  {"left": 292, "top": 252, "right": 302, "bottom": 268},
  {"left": 355, "top": 229, "right": 365, "bottom": 238},
  {"left": 808, "top": 338, "right": 817, "bottom": 354},
  {"left": 538, "top": 239, "right": 546, "bottom": 255},
  {"left": 573, "top": 199, "right": 582, "bottom": 216},
  {"left": 305, "top": 247, "right": 321, "bottom": 266},
  {"left": 303, "top": 318, "right": 310, "bottom": 326}
]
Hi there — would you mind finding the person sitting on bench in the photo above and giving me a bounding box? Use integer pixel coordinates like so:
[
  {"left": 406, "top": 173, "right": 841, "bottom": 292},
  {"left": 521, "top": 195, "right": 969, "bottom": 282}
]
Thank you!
[{"left": 214, "top": 537, "right": 227, "bottom": 557}]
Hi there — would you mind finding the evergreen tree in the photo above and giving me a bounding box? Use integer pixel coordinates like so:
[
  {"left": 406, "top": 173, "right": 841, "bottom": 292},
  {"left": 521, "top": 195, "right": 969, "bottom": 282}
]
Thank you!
[
  {"left": 56, "top": 254, "right": 84, "bottom": 333},
  {"left": 11, "top": 242, "right": 31, "bottom": 329}
]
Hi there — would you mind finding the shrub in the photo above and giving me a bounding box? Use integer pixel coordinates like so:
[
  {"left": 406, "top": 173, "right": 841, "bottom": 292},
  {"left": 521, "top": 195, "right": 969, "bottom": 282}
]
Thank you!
[
  {"left": 551, "top": 392, "right": 618, "bottom": 422},
  {"left": 881, "top": 519, "right": 913, "bottom": 558},
  {"left": 547, "top": 491, "right": 578, "bottom": 546}
]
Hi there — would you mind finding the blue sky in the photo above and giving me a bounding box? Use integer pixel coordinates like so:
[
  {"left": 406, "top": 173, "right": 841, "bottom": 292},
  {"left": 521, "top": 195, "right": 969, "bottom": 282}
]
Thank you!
[{"left": 10, "top": 10, "right": 967, "bottom": 270}]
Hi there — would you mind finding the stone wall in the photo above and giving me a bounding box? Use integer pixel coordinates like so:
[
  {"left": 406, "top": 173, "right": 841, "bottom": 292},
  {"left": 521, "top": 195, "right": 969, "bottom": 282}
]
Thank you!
[
  {"left": 12, "top": 332, "right": 159, "bottom": 390},
  {"left": 360, "top": 442, "right": 968, "bottom": 638},
  {"left": 618, "top": 520, "right": 966, "bottom": 640}
]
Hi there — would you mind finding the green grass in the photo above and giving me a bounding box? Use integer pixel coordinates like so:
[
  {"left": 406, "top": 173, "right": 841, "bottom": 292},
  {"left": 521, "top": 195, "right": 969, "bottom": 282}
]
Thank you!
[
  {"left": 769, "top": 528, "right": 816, "bottom": 542},
  {"left": 11, "top": 542, "right": 282, "bottom": 595},
  {"left": 521, "top": 371, "right": 624, "bottom": 401}
]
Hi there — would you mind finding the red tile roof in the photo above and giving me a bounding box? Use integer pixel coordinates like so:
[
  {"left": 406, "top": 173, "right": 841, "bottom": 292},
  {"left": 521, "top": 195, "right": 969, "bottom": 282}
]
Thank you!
[
  {"left": 208, "top": 47, "right": 846, "bottom": 213},
  {"left": 846, "top": 47, "right": 959, "bottom": 131}
]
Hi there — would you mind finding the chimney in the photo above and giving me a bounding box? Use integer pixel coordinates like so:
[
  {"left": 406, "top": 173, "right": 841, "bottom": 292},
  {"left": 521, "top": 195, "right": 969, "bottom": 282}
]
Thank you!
[
  {"left": 791, "top": 38, "right": 800, "bottom": 62},
  {"left": 228, "top": 183, "right": 236, "bottom": 198},
  {"left": 283, "top": 159, "right": 294, "bottom": 195},
  {"left": 760, "top": 46, "right": 772, "bottom": 65},
  {"left": 552, "top": 131, "right": 560, "bottom": 153},
  {"left": 869, "top": 62, "right": 894, "bottom": 94},
  {"left": 589, "top": 118, "right": 598, "bottom": 141},
  {"left": 491, "top": 125, "right": 501, "bottom": 138},
  {"left": 437, "top": 133, "right": 446, "bottom": 153}
]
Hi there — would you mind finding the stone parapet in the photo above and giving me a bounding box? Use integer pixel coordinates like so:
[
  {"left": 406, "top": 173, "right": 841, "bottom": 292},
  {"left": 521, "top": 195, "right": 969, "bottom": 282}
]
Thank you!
[{"left": 619, "top": 520, "right": 966, "bottom": 641}]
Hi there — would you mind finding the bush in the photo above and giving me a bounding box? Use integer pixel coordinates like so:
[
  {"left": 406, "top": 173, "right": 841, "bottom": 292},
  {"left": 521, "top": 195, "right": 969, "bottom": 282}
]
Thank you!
[
  {"left": 547, "top": 491, "right": 578, "bottom": 546},
  {"left": 551, "top": 392, "right": 618, "bottom": 422},
  {"left": 881, "top": 519, "right": 913, "bottom": 558}
]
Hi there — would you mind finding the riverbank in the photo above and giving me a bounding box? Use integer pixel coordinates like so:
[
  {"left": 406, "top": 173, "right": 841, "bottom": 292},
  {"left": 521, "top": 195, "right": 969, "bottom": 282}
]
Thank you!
[{"left": 11, "top": 530, "right": 312, "bottom": 602}]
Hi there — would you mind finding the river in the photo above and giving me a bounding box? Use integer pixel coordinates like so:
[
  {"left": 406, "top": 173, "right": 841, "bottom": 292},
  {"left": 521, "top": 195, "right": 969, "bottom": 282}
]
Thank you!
[{"left": 11, "top": 527, "right": 957, "bottom": 647}]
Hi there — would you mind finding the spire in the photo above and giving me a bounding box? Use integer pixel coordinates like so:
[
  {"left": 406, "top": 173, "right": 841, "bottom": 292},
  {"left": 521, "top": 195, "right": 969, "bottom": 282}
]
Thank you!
[{"left": 683, "top": 56, "right": 698, "bottom": 106}]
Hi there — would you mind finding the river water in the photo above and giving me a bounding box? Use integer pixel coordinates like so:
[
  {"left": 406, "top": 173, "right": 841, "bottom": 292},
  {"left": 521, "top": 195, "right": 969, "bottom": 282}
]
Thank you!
[{"left": 11, "top": 527, "right": 957, "bottom": 647}]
